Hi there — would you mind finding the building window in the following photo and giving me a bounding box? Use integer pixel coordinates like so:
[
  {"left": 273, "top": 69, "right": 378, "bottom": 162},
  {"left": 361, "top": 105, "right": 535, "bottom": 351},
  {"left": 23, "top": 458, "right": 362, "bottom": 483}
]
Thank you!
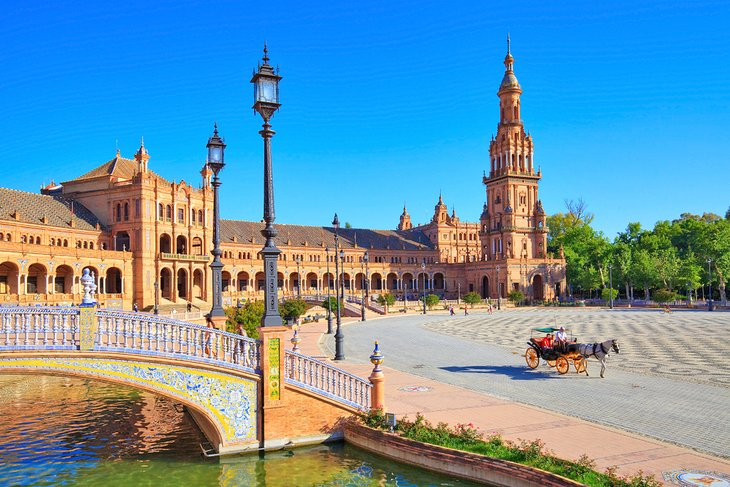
[
  {"left": 116, "top": 204, "right": 121, "bottom": 222},
  {"left": 135, "top": 199, "right": 141, "bottom": 218},
  {"left": 158, "top": 203, "right": 164, "bottom": 220},
  {"left": 166, "top": 205, "right": 172, "bottom": 222},
  {"left": 124, "top": 202, "right": 129, "bottom": 221},
  {"left": 178, "top": 208, "right": 184, "bottom": 224},
  {"left": 191, "top": 208, "right": 196, "bottom": 225}
]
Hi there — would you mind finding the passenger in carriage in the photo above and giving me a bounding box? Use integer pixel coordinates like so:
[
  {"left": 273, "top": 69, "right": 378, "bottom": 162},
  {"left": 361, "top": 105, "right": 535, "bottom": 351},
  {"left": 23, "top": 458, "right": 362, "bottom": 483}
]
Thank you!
[
  {"left": 542, "top": 333, "right": 553, "bottom": 349},
  {"left": 554, "top": 326, "right": 568, "bottom": 352}
]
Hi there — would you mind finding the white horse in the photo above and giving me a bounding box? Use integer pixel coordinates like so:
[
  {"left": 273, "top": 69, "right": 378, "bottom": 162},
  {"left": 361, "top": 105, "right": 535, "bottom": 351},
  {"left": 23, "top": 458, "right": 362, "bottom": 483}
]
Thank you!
[{"left": 575, "top": 339, "right": 620, "bottom": 378}]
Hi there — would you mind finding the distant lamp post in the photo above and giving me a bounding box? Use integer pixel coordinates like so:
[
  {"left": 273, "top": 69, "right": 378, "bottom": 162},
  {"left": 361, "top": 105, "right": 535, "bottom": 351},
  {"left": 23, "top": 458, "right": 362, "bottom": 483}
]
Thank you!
[
  {"left": 496, "top": 265, "right": 501, "bottom": 310},
  {"left": 707, "top": 258, "right": 714, "bottom": 311},
  {"left": 421, "top": 262, "right": 427, "bottom": 314},
  {"left": 153, "top": 280, "right": 159, "bottom": 315},
  {"left": 251, "top": 44, "right": 283, "bottom": 327},
  {"left": 686, "top": 282, "right": 691, "bottom": 307},
  {"left": 608, "top": 263, "right": 614, "bottom": 309},
  {"left": 364, "top": 250, "right": 370, "bottom": 299},
  {"left": 206, "top": 124, "right": 227, "bottom": 321},
  {"left": 326, "top": 247, "right": 333, "bottom": 334},
  {"left": 360, "top": 253, "right": 367, "bottom": 321},
  {"left": 457, "top": 282, "right": 461, "bottom": 304},
  {"left": 295, "top": 255, "right": 301, "bottom": 299}
]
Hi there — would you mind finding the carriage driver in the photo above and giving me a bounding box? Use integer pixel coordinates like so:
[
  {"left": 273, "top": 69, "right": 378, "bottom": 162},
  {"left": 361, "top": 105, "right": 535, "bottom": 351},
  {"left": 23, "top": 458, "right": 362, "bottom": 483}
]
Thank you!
[{"left": 554, "top": 326, "right": 568, "bottom": 352}]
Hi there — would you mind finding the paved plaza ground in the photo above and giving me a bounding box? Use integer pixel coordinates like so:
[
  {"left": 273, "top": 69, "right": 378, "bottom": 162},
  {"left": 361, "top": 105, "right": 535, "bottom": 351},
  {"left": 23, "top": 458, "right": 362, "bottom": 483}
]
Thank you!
[{"left": 317, "top": 307, "right": 729, "bottom": 477}]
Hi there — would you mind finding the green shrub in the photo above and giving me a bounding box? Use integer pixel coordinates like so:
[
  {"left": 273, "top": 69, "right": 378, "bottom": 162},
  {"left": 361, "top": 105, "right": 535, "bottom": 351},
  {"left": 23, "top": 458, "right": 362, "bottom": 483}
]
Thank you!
[
  {"left": 462, "top": 292, "right": 481, "bottom": 308},
  {"left": 508, "top": 290, "right": 525, "bottom": 304},
  {"left": 652, "top": 288, "right": 678, "bottom": 303}
]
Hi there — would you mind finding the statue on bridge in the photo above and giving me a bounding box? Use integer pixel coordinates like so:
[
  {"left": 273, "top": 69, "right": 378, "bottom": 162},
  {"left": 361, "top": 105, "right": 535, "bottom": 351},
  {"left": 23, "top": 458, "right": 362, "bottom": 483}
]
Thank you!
[{"left": 80, "top": 268, "right": 97, "bottom": 305}]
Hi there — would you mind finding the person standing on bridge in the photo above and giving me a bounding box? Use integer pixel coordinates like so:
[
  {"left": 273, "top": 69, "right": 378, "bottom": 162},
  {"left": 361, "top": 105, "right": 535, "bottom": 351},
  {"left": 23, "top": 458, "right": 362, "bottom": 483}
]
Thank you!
[{"left": 204, "top": 314, "right": 216, "bottom": 358}]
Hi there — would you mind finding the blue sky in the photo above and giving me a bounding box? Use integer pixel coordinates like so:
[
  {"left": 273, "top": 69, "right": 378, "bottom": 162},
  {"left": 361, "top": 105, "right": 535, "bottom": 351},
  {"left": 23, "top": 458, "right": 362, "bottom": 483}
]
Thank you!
[{"left": 0, "top": 0, "right": 727, "bottom": 239}]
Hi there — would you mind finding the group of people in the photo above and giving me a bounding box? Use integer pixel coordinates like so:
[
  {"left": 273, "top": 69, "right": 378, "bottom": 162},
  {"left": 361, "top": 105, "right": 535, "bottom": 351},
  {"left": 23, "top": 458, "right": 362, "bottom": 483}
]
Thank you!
[{"left": 541, "top": 326, "right": 569, "bottom": 351}]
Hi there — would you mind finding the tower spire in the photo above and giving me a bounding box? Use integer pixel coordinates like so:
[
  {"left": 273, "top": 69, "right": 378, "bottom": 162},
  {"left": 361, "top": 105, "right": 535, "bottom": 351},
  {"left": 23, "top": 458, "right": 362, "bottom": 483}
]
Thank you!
[{"left": 507, "top": 33, "right": 511, "bottom": 55}]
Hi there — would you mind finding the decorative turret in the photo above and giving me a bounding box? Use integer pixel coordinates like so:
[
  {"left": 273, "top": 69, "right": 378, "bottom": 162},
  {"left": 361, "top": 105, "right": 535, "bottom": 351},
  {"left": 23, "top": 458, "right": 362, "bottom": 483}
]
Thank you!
[
  {"left": 397, "top": 204, "right": 412, "bottom": 231},
  {"left": 134, "top": 137, "right": 149, "bottom": 174},
  {"left": 200, "top": 163, "right": 212, "bottom": 188},
  {"left": 433, "top": 193, "right": 448, "bottom": 223},
  {"left": 480, "top": 202, "right": 489, "bottom": 222}
]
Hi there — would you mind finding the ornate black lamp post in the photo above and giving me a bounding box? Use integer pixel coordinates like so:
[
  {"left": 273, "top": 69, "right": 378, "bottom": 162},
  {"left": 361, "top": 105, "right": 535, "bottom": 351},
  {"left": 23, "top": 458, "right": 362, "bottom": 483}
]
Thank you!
[
  {"left": 332, "top": 214, "right": 345, "bottom": 359},
  {"left": 421, "top": 262, "right": 427, "bottom": 314},
  {"left": 206, "top": 124, "right": 226, "bottom": 321},
  {"left": 707, "top": 258, "right": 714, "bottom": 311},
  {"left": 153, "top": 280, "right": 159, "bottom": 315},
  {"left": 360, "top": 253, "right": 366, "bottom": 321},
  {"left": 608, "top": 263, "right": 614, "bottom": 309},
  {"left": 251, "top": 45, "right": 283, "bottom": 327},
  {"left": 295, "top": 255, "right": 301, "bottom": 299},
  {"left": 326, "top": 247, "right": 333, "bottom": 334},
  {"left": 336, "top": 247, "right": 346, "bottom": 360}
]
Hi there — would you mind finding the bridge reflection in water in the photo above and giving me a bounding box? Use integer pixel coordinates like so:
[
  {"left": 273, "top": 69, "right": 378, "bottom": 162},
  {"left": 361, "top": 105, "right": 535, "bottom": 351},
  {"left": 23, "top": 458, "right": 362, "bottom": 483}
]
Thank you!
[{"left": 0, "top": 307, "right": 373, "bottom": 455}]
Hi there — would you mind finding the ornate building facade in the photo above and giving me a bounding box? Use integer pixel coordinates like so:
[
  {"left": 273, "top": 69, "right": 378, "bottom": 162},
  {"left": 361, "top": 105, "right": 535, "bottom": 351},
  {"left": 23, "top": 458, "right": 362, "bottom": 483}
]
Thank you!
[{"left": 0, "top": 45, "right": 565, "bottom": 311}]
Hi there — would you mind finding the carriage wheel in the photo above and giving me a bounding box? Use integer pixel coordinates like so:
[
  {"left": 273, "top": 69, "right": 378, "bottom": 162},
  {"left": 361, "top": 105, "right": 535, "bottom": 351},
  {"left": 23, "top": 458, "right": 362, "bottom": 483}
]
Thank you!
[
  {"left": 525, "top": 348, "right": 539, "bottom": 369},
  {"left": 547, "top": 360, "right": 557, "bottom": 368},
  {"left": 556, "top": 356, "right": 570, "bottom": 374},
  {"left": 574, "top": 357, "right": 587, "bottom": 373}
]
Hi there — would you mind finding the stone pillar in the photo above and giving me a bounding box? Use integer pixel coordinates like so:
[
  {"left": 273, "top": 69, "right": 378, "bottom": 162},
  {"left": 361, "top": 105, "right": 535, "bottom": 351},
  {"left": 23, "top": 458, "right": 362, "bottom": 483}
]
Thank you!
[
  {"left": 368, "top": 341, "right": 385, "bottom": 412},
  {"left": 258, "top": 325, "right": 288, "bottom": 448}
]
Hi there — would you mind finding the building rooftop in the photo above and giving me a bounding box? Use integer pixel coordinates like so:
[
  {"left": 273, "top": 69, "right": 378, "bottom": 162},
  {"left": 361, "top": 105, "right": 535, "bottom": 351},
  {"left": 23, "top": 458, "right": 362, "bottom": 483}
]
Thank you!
[{"left": 0, "top": 187, "right": 103, "bottom": 231}]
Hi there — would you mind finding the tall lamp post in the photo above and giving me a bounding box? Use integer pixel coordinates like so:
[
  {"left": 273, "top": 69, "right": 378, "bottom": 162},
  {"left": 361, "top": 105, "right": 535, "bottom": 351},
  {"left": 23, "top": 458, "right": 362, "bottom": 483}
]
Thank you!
[
  {"left": 332, "top": 214, "right": 345, "bottom": 360},
  {"left": 295, "top": 255, "right": 301, "bottom": 299},
  {"left": 325, "top": 247, "right": 333, "bottom": 334},
  {"left": 364, "top": 250, "right": 369, "bottom": 300},
  {"left": 707, "top": 258, "right": 714, "bottom": 311},
  {"left": 153, "top": 280, "right": 159, "bottom": 315},
  {"left": 336, "top": 248, "right": 346, "bottom": 360},
  {"left": 206, "top": 124, "right": 226, "bottom": 322},
  {"left": 360, "top": 252, "right": 367, "bottom": 321},
  {"left": 251, "top": 45, "right": 283, "bottom": 327},
  {"left": 686, "top": 282, "right": 691, "bottom": 307},
  {"left": 608, "top": 263, "right": 614, "bottom": 309},
  {"left": 496, "top": 265, "right": 501, "bottom": 310},
  {"left": 421, "top": 262, "right": 427, "bottom": 314}
]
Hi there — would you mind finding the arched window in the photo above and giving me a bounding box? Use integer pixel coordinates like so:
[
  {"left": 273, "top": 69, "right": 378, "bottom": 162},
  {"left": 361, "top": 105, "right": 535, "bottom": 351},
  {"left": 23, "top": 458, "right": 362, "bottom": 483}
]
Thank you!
[
  {"left": 166, "top": 205, "right": 172, "bottom": 222},
  {"left": 123, "top": 202, "right": 129, "bottom": 221},
  {"left": 198, "top": 210, "right": 203, "bottom": 226},
  {"left": 191, "top": 208, "right": 196, "bottom": 224},
  {"left": 158, "top": 203, "right": 164, "bottom": 220},
  {"left": 63, "top": 239, "right": 68, "bottom": 247},
  {"left": 116, "top": 204, "right": 121, "bottom": 222},
  {"left": 513, "top": 105, "right": 518, "bottom": 120},
  {"left": 89, "top": 242, "right": 94, "bottom": 250}
]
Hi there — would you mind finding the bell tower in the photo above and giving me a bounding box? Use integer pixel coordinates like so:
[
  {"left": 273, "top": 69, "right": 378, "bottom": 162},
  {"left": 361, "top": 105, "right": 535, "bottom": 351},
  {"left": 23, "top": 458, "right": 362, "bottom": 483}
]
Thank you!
[
  {"left": 482, "top": 37, "right": 548, "bottom": 261},
  {"left": 398, "top": 205, "right": 412, "bottom": 231}
]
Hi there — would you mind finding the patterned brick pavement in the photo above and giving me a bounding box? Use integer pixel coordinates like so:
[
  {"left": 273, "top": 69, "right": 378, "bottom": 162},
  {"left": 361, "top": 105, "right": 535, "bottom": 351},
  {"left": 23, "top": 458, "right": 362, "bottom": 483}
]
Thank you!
[{"left": 423, "top": 308, "right": 730, "bottom": 387}]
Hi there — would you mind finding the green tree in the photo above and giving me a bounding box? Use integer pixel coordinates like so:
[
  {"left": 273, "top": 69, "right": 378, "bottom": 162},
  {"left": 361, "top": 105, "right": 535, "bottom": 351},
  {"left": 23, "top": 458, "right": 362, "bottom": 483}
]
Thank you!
[
  {"left": 280, "top": 299, "right": 307, "bottom": 322},
  {"left": 652, "top": 288, "right": 678, "bottom": 303},
  {"left": 376, "top": 293, "right": 396, "bottom": 312},
  {"left": 508, "top": 290, "right": 525, "bottom": 305},
  {"left": 423, "top": 293, "right": 440, "bottom": 310},
  {"left": 345, "top": 222, "right": 352, "bottom": 229},
  {"left": 462, "top": 291, "right": 481, "bottom": 308},
  {"left": 225, "top": 301, "right": 264, "bottom": 339},
  {"left": 601, "top": 287, "right": 618, "bottom": 303},
  {"left": 321, "top": 297, "right": 341, "bottom": 312}
]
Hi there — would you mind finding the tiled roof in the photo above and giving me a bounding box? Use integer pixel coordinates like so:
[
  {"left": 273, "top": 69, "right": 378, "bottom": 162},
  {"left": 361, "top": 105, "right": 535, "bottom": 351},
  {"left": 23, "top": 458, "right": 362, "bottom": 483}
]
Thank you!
[
  {"left": 0, "top": 188, "right": 103, "bottom": 231},
  {"left": 221, "top": 220, "right": 434, "bottom": 251},
  {"left": 70, "top": 155, "right": 138, "bottom": 181}
]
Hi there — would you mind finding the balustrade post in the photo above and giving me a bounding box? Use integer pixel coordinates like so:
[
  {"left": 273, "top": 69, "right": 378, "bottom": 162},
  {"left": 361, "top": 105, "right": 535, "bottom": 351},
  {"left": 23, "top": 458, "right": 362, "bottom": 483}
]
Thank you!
[{"left": 368, "top": 341, "right": 385, "bottom": 412}]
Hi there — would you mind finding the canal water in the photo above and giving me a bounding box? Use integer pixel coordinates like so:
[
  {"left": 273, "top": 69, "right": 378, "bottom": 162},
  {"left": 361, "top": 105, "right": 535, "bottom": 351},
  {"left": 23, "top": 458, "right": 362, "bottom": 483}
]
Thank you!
[{"left": 0, "top": 375, "right": 481, "bottom": 486}]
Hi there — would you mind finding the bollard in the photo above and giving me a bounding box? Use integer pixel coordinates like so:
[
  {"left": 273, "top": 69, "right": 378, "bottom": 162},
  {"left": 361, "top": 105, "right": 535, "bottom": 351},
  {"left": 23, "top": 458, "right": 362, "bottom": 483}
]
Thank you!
[{"left": 369, "top": 341, "right": 385, "bottom": 411}]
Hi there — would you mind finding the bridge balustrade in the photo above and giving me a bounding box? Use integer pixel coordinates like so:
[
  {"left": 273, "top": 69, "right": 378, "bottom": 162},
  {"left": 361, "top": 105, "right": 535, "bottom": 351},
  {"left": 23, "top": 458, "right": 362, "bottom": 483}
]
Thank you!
[
  {"left": 284, "top": 350, "right": 371, "bottom": 410},
  {"left": 0, "top": 307, "right": 260, "bottom": 373}
]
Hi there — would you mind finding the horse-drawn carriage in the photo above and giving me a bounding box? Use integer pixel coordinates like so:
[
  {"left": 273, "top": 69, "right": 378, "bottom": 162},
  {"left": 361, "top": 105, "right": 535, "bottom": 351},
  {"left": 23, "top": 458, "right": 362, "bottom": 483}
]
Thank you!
[
  {"left": 525, "top": 326, "right": 587, "bottom": 374},
  {"left": 525, "top": 327, "right": 620, "bottom": 377}
]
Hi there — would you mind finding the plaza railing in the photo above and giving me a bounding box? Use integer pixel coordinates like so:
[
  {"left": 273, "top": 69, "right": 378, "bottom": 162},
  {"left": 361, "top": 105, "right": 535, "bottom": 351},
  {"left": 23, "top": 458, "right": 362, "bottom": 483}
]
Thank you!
[
  {"left": 284, "top": 350, "right": 371, "bottom": 410},
  {"left": 0, "top": 306, "right": 260, "bottom": 373}
]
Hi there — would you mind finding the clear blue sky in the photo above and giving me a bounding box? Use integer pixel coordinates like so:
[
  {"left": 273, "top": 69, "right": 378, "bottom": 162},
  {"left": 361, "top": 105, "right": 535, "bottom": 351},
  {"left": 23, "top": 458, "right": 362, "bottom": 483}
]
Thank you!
[{"left": 1, "top": 0, "right": 727, "bottom": 239}]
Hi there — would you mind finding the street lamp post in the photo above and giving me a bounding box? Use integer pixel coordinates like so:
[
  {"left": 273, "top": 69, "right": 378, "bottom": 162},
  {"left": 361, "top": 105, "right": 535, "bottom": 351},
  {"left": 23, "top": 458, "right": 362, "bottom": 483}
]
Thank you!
[
  {"left": 206, "top": 124, "right": 226, "bottom": 322},
  {"left": 421, "top": 262, "right": 427, "bottom": 314},
  {"left": 457, "top": 282, "right": 461, "bottom": 304},
  {"left": 686, "top": 282, "right": 691, "bottom": 307},
  {"left": 325, "top": 247, "right": 333, "bottom": 334},
  {"left": 332, "top": 214, "right": 344, "bottom": 360},
  {"left": 153, "top": 280, "right": 159, "bottom": 315},
  {"left": 496, "top": 265, "right": 501, "bottom": 310},
  {"left": 336, "top": 247, "right": 346, "bottom": 360},
  {"left": 360, "top": 254, "right": 366, "bottom": 321},
  {"left": 251, "top": 45, "right": 283, "bottom": 327},
  {"left": 707, "top": 258, "right": 714, "bottom": 311},
  {"left": 608, "top": 263, "right": 614, "bottom": 309},
  {"left": 364, "top": 250, "right": 369, "bottom": 300},
  {"left": 296, "top": 255, "right": 301, "bottom": 299}
]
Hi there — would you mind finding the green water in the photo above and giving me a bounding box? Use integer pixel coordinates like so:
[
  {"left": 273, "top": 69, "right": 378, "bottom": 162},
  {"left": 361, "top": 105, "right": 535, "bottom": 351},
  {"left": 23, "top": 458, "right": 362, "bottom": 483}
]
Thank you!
[{"left": 0, "top": 375, "right": 481, "bottom": 486}]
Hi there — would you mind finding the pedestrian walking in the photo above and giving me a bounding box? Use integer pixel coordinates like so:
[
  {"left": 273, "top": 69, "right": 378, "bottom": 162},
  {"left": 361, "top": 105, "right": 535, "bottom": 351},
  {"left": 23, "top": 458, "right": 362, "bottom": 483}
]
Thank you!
[{"left": 133, "top": 302, "right": 138, "bottom": 312}]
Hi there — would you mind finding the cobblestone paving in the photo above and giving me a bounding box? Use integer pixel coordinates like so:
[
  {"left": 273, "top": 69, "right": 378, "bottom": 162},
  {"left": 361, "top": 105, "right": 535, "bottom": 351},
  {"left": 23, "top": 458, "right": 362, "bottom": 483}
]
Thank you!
[{"left": 423, "top": 308, "right": 730, "bottom": 387}]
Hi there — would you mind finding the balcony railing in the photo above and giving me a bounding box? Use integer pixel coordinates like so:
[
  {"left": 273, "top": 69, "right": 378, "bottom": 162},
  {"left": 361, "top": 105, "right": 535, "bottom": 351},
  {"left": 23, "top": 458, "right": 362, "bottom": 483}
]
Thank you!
[{"left": 159, "top": 252, "right": 209, "bottom": 262}]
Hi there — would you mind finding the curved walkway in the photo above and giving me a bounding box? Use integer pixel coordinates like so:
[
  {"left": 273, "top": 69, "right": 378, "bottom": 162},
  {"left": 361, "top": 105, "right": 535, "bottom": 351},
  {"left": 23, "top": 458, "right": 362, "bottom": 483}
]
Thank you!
[{"left": 305, "top": 308, "right": 730, "bottom": 484}]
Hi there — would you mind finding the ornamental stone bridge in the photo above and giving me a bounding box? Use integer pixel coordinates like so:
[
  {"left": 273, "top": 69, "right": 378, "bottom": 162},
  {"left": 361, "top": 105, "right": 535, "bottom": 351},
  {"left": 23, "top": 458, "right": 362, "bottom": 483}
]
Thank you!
[{"left": 0, "top": 307, "right": 378, "bottom": 455}]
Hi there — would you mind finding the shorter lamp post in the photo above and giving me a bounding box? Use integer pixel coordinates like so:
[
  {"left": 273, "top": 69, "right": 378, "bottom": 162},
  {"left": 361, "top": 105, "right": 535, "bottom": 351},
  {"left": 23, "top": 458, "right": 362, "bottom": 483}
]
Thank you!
[
  {"left": 296, "top": 255, "right": 301, "bottom": 299},
  {"left": 708, "top": 258, "right": 714, "bottom": 311},
  {"left": 686, "top": 282, "right": 691, "bottom": 307},
  {"left": 608, "top": 264, "right": 614, "bottom": 309},
  {"left": 360, "top": 253, "right": 366, "bottom": 321},
  {"left": 334, "top": 248, "right": 345, "bottom": 360},
  {"left": 153, "top": 280, "right": 159, "bottom": 315},
  {"left": 325, "top": 247, "right": 333, "bottom": 334},
  {"left": 457, "top": 282, "right": 461, "bottom": 304},
  {"left": 496, "top": 265, "right": 501, "bottom": 310},
  {"left": 421, "top": 262, "right": 427, "bottom": 314}
]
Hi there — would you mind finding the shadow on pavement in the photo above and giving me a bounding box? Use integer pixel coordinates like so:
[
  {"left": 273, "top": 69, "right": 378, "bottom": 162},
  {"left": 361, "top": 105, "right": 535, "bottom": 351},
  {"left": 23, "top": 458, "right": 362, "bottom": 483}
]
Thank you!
[{"left": 439, "top": 365, "right": 560, "bottom": 380}]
